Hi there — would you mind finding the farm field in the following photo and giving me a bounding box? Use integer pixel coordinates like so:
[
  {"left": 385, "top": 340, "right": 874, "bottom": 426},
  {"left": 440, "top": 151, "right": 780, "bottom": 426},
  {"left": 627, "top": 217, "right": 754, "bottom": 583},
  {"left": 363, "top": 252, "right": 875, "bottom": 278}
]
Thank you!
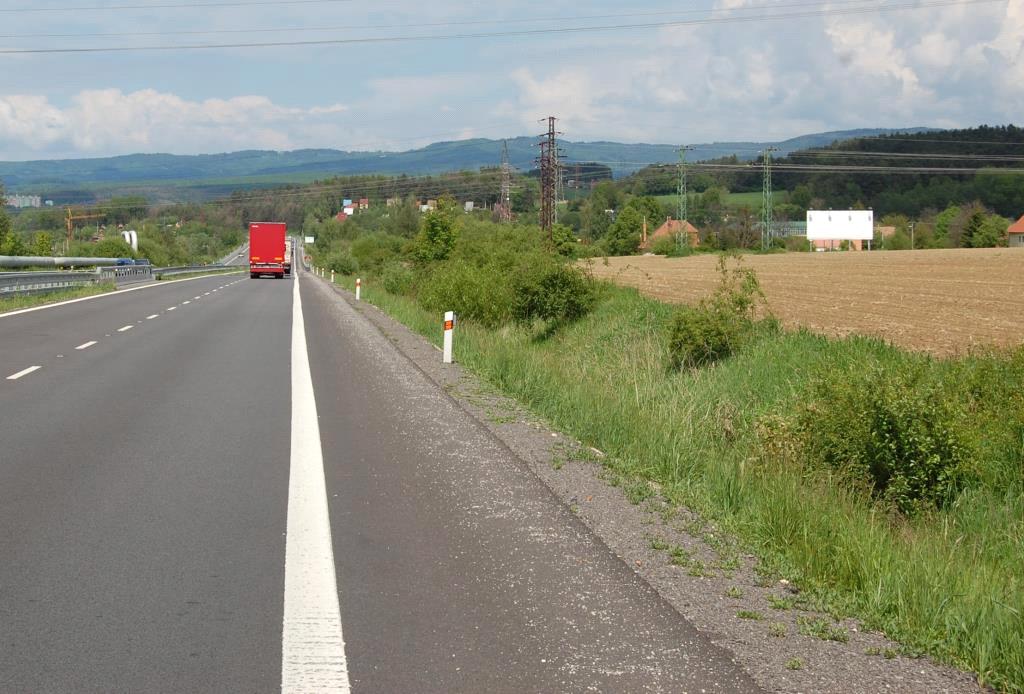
[{"left": 588, "top": 248, "right": 1024, "bottom": 356}]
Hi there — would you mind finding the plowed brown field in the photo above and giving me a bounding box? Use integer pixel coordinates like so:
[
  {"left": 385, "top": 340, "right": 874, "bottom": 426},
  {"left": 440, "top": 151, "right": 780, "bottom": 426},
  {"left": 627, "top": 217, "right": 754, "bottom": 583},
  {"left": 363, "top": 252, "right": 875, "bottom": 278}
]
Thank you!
[{"left": 587, "top": 248, "right": 1024, "bottom": 356}]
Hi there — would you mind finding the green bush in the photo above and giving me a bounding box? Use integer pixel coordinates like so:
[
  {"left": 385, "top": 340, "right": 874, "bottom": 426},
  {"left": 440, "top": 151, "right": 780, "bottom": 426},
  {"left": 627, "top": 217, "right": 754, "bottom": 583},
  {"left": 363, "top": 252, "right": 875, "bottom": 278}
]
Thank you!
[
  {"left": 668, "top": 305, "right": 740, "bottom": 368},
  {"left": 667, "top": 255, "right": 771, "bottom": 369},
  {"left": 785, "top": 365, "right": 977, "bottom": 515},
  {"left": 511, "top": 262, "right": 596, "bottom": 325},
  {"left": 650, "top": 236, "right": 677, "bottom": 255},
  {"left": 416, "top": 258, "right": 515, "bottom": 328},
  {"left": 380, "top": 261, "right": 415, "bottom": 296},
  {"left": 325, "top": 250, "right": 359, "bottom": 276},
  {"left": 351, "top": 233, "right": 404, "bottom": 274}
]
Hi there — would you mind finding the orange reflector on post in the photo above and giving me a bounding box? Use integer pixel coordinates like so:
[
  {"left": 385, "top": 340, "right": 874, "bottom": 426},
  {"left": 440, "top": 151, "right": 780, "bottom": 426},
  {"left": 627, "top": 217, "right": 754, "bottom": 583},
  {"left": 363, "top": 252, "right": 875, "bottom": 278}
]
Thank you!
[{"left": 444, "top": 320, "right": 454, "bottom": 331}]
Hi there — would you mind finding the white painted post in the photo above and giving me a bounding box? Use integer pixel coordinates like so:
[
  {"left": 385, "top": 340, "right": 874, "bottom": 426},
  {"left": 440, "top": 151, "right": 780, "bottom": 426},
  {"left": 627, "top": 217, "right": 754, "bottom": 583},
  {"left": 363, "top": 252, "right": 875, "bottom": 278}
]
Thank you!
[
  {"left": 355, "top": 278, "right": 362, "bottom": 301},
  {"left": 331, "top": 270, "right": 335, "bottom": 283},
  {"left": 442, "top": 311, "right": 454, "bottom": 364}
]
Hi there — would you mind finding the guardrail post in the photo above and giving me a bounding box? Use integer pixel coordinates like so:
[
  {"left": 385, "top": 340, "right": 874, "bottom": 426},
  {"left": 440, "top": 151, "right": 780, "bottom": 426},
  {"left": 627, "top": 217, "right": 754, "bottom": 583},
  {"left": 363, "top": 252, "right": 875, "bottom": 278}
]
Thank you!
[{"left": 443, "top": 311, "right": 455, "bottom": 364}]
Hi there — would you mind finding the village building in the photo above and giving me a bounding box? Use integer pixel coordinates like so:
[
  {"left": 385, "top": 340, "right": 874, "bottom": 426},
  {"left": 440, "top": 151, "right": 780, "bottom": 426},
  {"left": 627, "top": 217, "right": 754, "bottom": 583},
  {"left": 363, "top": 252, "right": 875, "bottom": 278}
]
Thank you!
[
  {"left": 1008, "top": 214, "right": 1024, "bottom": 248},
  {"left": 639, "top": 217, "right": 700, "bottom": 252}
]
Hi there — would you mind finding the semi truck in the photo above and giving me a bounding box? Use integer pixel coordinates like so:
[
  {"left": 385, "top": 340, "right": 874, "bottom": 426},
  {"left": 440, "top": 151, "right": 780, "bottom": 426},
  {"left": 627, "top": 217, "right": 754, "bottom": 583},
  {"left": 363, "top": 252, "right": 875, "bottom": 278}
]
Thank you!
[{"left": 249, "top": 222, "right": 288, "bottom": 279}]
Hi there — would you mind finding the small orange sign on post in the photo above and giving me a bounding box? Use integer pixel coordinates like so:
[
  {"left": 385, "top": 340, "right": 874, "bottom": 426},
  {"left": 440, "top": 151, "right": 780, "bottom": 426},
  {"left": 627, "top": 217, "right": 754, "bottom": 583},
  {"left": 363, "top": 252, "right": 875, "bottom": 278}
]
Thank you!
[{"left": 443, "top": 311, "right": 455, "bottom": 363}]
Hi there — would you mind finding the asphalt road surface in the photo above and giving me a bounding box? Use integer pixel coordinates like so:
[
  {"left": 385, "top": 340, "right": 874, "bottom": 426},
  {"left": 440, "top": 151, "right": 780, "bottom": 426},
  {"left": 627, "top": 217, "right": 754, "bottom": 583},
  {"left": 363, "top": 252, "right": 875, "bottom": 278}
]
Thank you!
[{"left": 0, "top": 269, "right": 761, "bottom": 693}]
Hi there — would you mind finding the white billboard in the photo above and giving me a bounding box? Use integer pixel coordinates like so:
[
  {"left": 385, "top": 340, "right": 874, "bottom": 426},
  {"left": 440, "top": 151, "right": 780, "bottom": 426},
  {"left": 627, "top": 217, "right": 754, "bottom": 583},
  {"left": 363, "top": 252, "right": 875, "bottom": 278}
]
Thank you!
[
  {"left": 806, "top": 210, "right": 874, "bottom": 241},
  {"left": 304, "top": 236, "right": 315, "bottom": 244}
]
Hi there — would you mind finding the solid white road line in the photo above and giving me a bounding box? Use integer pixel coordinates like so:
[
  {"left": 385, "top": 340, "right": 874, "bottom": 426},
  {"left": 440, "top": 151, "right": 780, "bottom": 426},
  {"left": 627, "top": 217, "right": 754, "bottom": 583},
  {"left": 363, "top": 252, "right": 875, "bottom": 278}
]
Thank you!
[
  {"left": 75, "top": 341, "right": 97, "bottom": 350},
  {"left": 7, "top": 366, "right": 41, "bottom": 380},
  {"left": 146, "top": 314, "right": 159, "bottom": 320},
  {"left": 282, "top": 272, "right": 350, "bottom": 693},
  {"left": 117, "top": 325, "right": 133, "bottom": 332}
]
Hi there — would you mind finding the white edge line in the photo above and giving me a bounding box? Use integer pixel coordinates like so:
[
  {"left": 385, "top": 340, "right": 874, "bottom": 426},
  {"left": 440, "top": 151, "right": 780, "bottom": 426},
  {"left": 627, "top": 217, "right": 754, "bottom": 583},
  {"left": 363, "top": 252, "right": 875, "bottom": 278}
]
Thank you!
[
  {"left": 0, "top": 271, "right": 243, "bottom": 320},
  {"left": 282, "top": 271, "right": 350, "bottom": 692},
  {"left": 75, "top": 341, "right": 97, "bottom": 350},
  {"left": 7, "top": 365, "right": 41, "bottom": 380}
]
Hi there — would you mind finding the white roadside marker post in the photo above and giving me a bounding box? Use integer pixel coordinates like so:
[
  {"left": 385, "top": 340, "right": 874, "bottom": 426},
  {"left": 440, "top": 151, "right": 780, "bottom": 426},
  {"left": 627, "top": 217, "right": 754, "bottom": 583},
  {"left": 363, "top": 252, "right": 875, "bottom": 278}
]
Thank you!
[
  {"left": 442, "top": 311, "right": 455, "bottom": 364},
  {"left": 331, "top": 270, "right": 335, "bottom": 283},
  {"left": 355, "top": 278, "right": 361, "bottom": 301}
]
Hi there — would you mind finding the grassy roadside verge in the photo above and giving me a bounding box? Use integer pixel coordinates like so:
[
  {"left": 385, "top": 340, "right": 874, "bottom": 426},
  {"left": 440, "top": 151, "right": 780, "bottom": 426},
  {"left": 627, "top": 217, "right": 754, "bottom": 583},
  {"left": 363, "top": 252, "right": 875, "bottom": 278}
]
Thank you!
[
  {"left": 332, "top": 272, "right": 1023, "bottom": 692},
  {"left": 0, "top": 282, "right": 117, "bottom": 314}
]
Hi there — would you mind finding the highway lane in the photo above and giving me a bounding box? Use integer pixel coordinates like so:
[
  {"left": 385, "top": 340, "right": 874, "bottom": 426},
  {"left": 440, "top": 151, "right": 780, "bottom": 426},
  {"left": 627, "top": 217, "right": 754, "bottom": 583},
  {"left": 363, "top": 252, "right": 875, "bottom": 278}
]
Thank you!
[
  {"left": 0, "top": 274, "right": 292, "bottom": 692},
  {"left": 1, "top": 274, "right": 248, "bottom": 381}
]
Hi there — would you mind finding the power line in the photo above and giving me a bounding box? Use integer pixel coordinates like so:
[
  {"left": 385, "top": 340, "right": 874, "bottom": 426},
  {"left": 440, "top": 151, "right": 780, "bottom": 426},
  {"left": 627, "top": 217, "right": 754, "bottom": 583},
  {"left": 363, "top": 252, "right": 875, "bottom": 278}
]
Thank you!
[
  {"left": 0, "top": 0, "right": 355, "bottom": 12},
  {"left": 0, "top": 0, "right": 1000, "bottom": 53},
  {"left": 0, "top": 0, "right": 915, "bottom": 39}
]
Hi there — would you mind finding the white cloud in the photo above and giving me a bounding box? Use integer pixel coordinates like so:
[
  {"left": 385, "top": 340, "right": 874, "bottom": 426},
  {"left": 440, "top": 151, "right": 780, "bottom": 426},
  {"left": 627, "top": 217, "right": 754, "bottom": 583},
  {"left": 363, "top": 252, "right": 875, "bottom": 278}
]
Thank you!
[
  {"left": 0, "top": 89, "right": 349, "bottom": 159},
  {"left": 501, "top": 1, "right": 1021, "bottom": 144}
]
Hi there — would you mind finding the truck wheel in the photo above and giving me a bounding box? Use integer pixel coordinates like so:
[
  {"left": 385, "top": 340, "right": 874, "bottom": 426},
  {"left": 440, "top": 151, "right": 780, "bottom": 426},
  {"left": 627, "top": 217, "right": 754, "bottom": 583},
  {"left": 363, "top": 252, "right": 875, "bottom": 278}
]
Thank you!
[{"left": 250, "top": 273, "right": 258, "bottom": 279}]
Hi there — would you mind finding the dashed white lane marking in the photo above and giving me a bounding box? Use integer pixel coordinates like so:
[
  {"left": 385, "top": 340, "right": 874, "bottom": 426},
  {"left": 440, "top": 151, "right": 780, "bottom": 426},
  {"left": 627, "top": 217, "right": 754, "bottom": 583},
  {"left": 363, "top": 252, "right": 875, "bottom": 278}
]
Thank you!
[
  {"left": 182, "top": 301, "right": 191, "bottom": 305},
  {"left": 204, "top": 292, "right": 211, "bottom": 295},
  {"left": 146, "top": 314, "right": 159, "bottom": 320},
  {"left": 167, "top": 306, "right": 177, "bottom": 311},
  {"left": 194, "top": 296, "right": 201, "bottom": 300},
  {"left": 0, "top": 272, "right": 242, "bottom": 320},
  {"left": 282, "top": 272, "right": 350, "bottom": 693},
  {"left": 7, "top": 366, "right": 41, "bottom": 380},
  {"left": 117, "top": 325, "right": 133, "bottom": 332},
  {"left": 75, "top": 341, "right": 97, "bottom": 350}
]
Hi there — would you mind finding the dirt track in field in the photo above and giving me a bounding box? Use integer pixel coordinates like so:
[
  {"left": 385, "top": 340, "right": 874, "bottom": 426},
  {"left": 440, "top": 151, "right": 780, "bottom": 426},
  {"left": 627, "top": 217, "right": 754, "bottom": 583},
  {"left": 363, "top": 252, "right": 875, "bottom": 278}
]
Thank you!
[{"left": 587, "top": 248, "right": 1024, "bottom": 356}]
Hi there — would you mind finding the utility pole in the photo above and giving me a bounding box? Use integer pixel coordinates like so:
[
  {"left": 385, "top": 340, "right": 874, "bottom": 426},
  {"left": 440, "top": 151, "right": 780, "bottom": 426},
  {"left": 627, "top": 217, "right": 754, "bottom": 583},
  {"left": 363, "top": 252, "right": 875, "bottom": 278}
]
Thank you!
[
  {"left": 498, "top": 140, "right": 512, "bottom": 223},
  {"left": 761, "top": 147, "right": 778, "bottom": 250},
  {"left": 537, "top": 116, "right": 561, "bottom": 240}
]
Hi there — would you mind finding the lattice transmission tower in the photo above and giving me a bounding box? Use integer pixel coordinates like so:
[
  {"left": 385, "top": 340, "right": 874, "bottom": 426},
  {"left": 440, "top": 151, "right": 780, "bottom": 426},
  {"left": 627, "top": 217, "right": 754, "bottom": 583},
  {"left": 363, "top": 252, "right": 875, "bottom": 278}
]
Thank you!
[
  {"left": 677, "top": 145, "right": 694, "bottom": 222},
  {"left": 537, "top": 116, "right": 561, "bottom": 239},
  {"left": 498, "top": 140, "right": 513, "bottom": 223},
  {"left": 761, "top": 146, "right": 779, "bottom": 250}
]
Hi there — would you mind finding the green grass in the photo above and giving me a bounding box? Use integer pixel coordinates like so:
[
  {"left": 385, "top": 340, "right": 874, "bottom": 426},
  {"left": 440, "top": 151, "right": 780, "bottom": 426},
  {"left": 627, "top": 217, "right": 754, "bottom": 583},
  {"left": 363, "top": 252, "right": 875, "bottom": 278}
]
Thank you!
[
  {"left": 797, "top": 616, "right": 850, "bottom": 643},
  {"left": 335, "top": 273, "right": 1024, "bottom": 692},
  {"left": 0, "top": 282, "right": 116, "bottom": 313}
]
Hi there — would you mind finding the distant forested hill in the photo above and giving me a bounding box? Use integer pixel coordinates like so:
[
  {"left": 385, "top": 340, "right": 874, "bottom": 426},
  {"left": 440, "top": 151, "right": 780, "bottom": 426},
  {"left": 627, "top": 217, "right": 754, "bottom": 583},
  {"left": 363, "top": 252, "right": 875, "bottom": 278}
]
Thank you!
[{"left": 0, "top": 127, "right": 933, "bottom": 204}]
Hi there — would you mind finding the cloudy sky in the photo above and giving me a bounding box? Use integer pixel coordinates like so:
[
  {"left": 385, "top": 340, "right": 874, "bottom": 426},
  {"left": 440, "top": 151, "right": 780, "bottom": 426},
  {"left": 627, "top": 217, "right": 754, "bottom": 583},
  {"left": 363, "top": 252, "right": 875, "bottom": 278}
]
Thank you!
[{"left": 0, "top": 0, "right": 1021, "bottom": 160}]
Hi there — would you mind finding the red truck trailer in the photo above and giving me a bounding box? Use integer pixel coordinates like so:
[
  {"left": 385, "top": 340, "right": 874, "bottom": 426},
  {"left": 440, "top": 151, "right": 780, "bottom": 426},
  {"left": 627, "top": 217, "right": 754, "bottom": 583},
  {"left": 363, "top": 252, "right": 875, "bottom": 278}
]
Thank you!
[{"left": 249, "top": 222, "right": 288, "bottom": 279}]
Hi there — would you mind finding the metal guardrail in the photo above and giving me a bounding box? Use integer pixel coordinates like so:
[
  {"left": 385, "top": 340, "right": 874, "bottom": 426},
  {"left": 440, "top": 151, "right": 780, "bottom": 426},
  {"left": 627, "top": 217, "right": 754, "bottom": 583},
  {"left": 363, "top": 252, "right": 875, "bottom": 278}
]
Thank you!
[
  {"left": 0, "top": 270, "right": 103, "bottom": 296},
  {"left": 99, "top": 266, "right": 153, "bottom": 285},
  {"left": 0, "top": 263, "right": 242, "bottom": 297}
]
